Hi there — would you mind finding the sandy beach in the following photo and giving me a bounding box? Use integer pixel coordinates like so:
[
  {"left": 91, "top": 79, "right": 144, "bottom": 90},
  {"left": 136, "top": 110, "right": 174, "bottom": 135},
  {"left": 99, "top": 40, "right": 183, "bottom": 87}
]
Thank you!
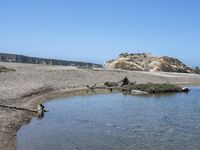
[{"left": 1, "top": 62, "right": 200, "bottom": 150}]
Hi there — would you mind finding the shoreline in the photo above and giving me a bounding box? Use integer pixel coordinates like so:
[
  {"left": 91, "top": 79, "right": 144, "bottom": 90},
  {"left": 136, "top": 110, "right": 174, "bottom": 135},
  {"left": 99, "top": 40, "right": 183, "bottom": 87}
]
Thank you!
[{"left": 1, "top": 62, "right": 200, "bottom": 150}]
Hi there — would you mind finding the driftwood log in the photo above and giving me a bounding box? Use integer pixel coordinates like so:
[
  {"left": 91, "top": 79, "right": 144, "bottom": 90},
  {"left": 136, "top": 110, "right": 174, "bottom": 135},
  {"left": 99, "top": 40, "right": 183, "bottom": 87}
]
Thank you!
[
  {"left": 86, "top": 84, "right": 97, "bottom": 93},
  {"left": 86, "top": 84, "right": 96, "bottom": 90},
  {"left": 0, "top": 103, "right": 48, "bottom": 118},
  {"left": 0, "top": 104, "right": 38, "bottom": 112}
]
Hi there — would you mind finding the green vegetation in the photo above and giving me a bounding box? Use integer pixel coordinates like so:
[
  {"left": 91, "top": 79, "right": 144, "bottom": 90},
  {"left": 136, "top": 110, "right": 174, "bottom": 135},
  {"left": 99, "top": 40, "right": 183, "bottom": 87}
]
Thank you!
[
  {"left": 123, "top": 83, "right": 183, "bottom": 94},
  {"left": 104, "top": 77, "right": 188, "bottom": 94},
  {"left": 0, "top": 66, "right": 16, "bottom": 73},
  {"left": 104, "top": 79, "right": 188, "bottom": 94}
]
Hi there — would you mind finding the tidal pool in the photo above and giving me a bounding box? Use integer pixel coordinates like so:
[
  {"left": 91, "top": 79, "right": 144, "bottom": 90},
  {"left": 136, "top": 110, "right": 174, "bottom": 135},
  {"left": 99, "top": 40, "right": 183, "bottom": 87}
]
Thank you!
[{"left": 17, "top": 87, "right": 200, "bottom": 150}]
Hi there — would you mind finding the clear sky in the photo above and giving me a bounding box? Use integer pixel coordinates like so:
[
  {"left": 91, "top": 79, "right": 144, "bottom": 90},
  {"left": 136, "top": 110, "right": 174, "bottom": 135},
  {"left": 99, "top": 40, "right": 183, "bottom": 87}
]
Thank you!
[{"left": 0, "top": 0, "right": 199, "bottom": 66}]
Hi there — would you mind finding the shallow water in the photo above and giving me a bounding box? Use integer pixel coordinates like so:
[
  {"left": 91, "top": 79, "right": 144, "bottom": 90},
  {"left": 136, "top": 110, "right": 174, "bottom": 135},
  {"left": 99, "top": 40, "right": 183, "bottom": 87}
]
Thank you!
[{"left": 17, "top": 87, "right": 200, "bottom": 150}]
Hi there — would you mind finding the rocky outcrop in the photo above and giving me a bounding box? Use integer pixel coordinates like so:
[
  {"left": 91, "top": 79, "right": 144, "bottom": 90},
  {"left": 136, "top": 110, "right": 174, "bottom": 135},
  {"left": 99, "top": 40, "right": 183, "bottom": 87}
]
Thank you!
[
  {"left": 0, "top": 53, "right": 103, "bottom": 68},
  {"left": 105, "top": 53, "right": 197, "bottom": 73}
]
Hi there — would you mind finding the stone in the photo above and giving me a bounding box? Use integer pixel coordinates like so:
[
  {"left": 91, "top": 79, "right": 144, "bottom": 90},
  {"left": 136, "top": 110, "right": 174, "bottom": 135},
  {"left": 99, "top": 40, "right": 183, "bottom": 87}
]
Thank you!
[{"left": 105, "top": 52, "right": 198, "bottom": 74}]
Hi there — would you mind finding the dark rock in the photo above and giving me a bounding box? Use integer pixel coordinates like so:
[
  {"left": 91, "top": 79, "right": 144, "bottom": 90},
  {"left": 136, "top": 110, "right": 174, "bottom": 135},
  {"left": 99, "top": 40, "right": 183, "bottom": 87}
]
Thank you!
[
  {"left": 120, "top": 77, "right": 130, "bottom": 86},
  {"left": 182, "top": 87, "right": 190, "bottom": 92}
]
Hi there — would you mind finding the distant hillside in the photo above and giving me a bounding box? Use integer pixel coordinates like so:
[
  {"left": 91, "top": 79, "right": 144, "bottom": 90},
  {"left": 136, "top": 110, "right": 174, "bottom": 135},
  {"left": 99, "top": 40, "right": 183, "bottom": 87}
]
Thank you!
[
  {"left": 0, "top": 53, "right": 103, "bottom": 68},
  {"left": 105, "top": 53, "right": 200, "bottom": 74}
]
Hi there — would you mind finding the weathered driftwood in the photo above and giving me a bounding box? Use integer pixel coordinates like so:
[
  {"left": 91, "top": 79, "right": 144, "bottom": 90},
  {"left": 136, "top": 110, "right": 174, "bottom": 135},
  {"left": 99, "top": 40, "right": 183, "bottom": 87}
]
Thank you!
[
  {"left": 0, "top": 104, "right": 37, "bottom": 112},
  {"left": 86, "top": 84, "right": 97, "bottom": 93},
  {"left": 86, "top": 84, "right": 96, "bottom": 90},
  {"left": 131, "top": 90, "right": 148, "bottom": 94},
  {"left": 0, "top": 103, "right": 48, "bottom": 118}
]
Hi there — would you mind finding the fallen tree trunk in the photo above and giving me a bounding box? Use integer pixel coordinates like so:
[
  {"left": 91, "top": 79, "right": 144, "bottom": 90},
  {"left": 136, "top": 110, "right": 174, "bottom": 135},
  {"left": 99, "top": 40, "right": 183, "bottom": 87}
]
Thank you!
[
  {"left": 86, "top": 84, "right": 96, "bottom": 90},
  {"left": 0, "top": 104, "right": 37, "bottom": 112},
  {"left": 0, "top": 104, "right": 48, "bottom": 114}
]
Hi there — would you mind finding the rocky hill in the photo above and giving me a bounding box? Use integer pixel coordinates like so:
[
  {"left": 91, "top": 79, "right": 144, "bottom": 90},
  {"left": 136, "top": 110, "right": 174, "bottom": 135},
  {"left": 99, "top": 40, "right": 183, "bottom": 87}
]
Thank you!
[
  {"left": 0, "top": 53, "right": 103, "bottom": 68},
  {"left": 105, "top": 53, "right": 199, "bottom": 73}
]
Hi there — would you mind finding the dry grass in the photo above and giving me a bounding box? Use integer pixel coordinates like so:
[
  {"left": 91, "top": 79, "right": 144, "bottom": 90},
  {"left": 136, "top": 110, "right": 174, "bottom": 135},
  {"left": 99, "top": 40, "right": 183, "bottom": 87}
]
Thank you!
[{"left": 0, "top": 66, "right": 16, "bottom": 72}]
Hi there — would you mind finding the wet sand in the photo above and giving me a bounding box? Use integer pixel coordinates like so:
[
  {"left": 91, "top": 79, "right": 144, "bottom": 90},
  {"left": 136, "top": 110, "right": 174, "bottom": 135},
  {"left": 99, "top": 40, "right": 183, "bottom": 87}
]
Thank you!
[{"left": 1, "top": 62, "right": 200, "bottom": 150}]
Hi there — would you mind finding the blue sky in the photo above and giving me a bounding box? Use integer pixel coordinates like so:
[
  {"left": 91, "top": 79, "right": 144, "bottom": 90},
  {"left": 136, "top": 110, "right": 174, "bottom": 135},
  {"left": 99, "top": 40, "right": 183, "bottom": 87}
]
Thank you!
[{"left": 0, "top": 0, "right": 199, "bottom": 66}]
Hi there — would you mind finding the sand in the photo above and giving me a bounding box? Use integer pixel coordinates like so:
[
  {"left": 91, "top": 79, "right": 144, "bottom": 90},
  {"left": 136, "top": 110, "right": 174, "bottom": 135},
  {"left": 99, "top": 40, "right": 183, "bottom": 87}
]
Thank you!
[{"left": 0, "top": 62, "right": 200, "bottom": 150}]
